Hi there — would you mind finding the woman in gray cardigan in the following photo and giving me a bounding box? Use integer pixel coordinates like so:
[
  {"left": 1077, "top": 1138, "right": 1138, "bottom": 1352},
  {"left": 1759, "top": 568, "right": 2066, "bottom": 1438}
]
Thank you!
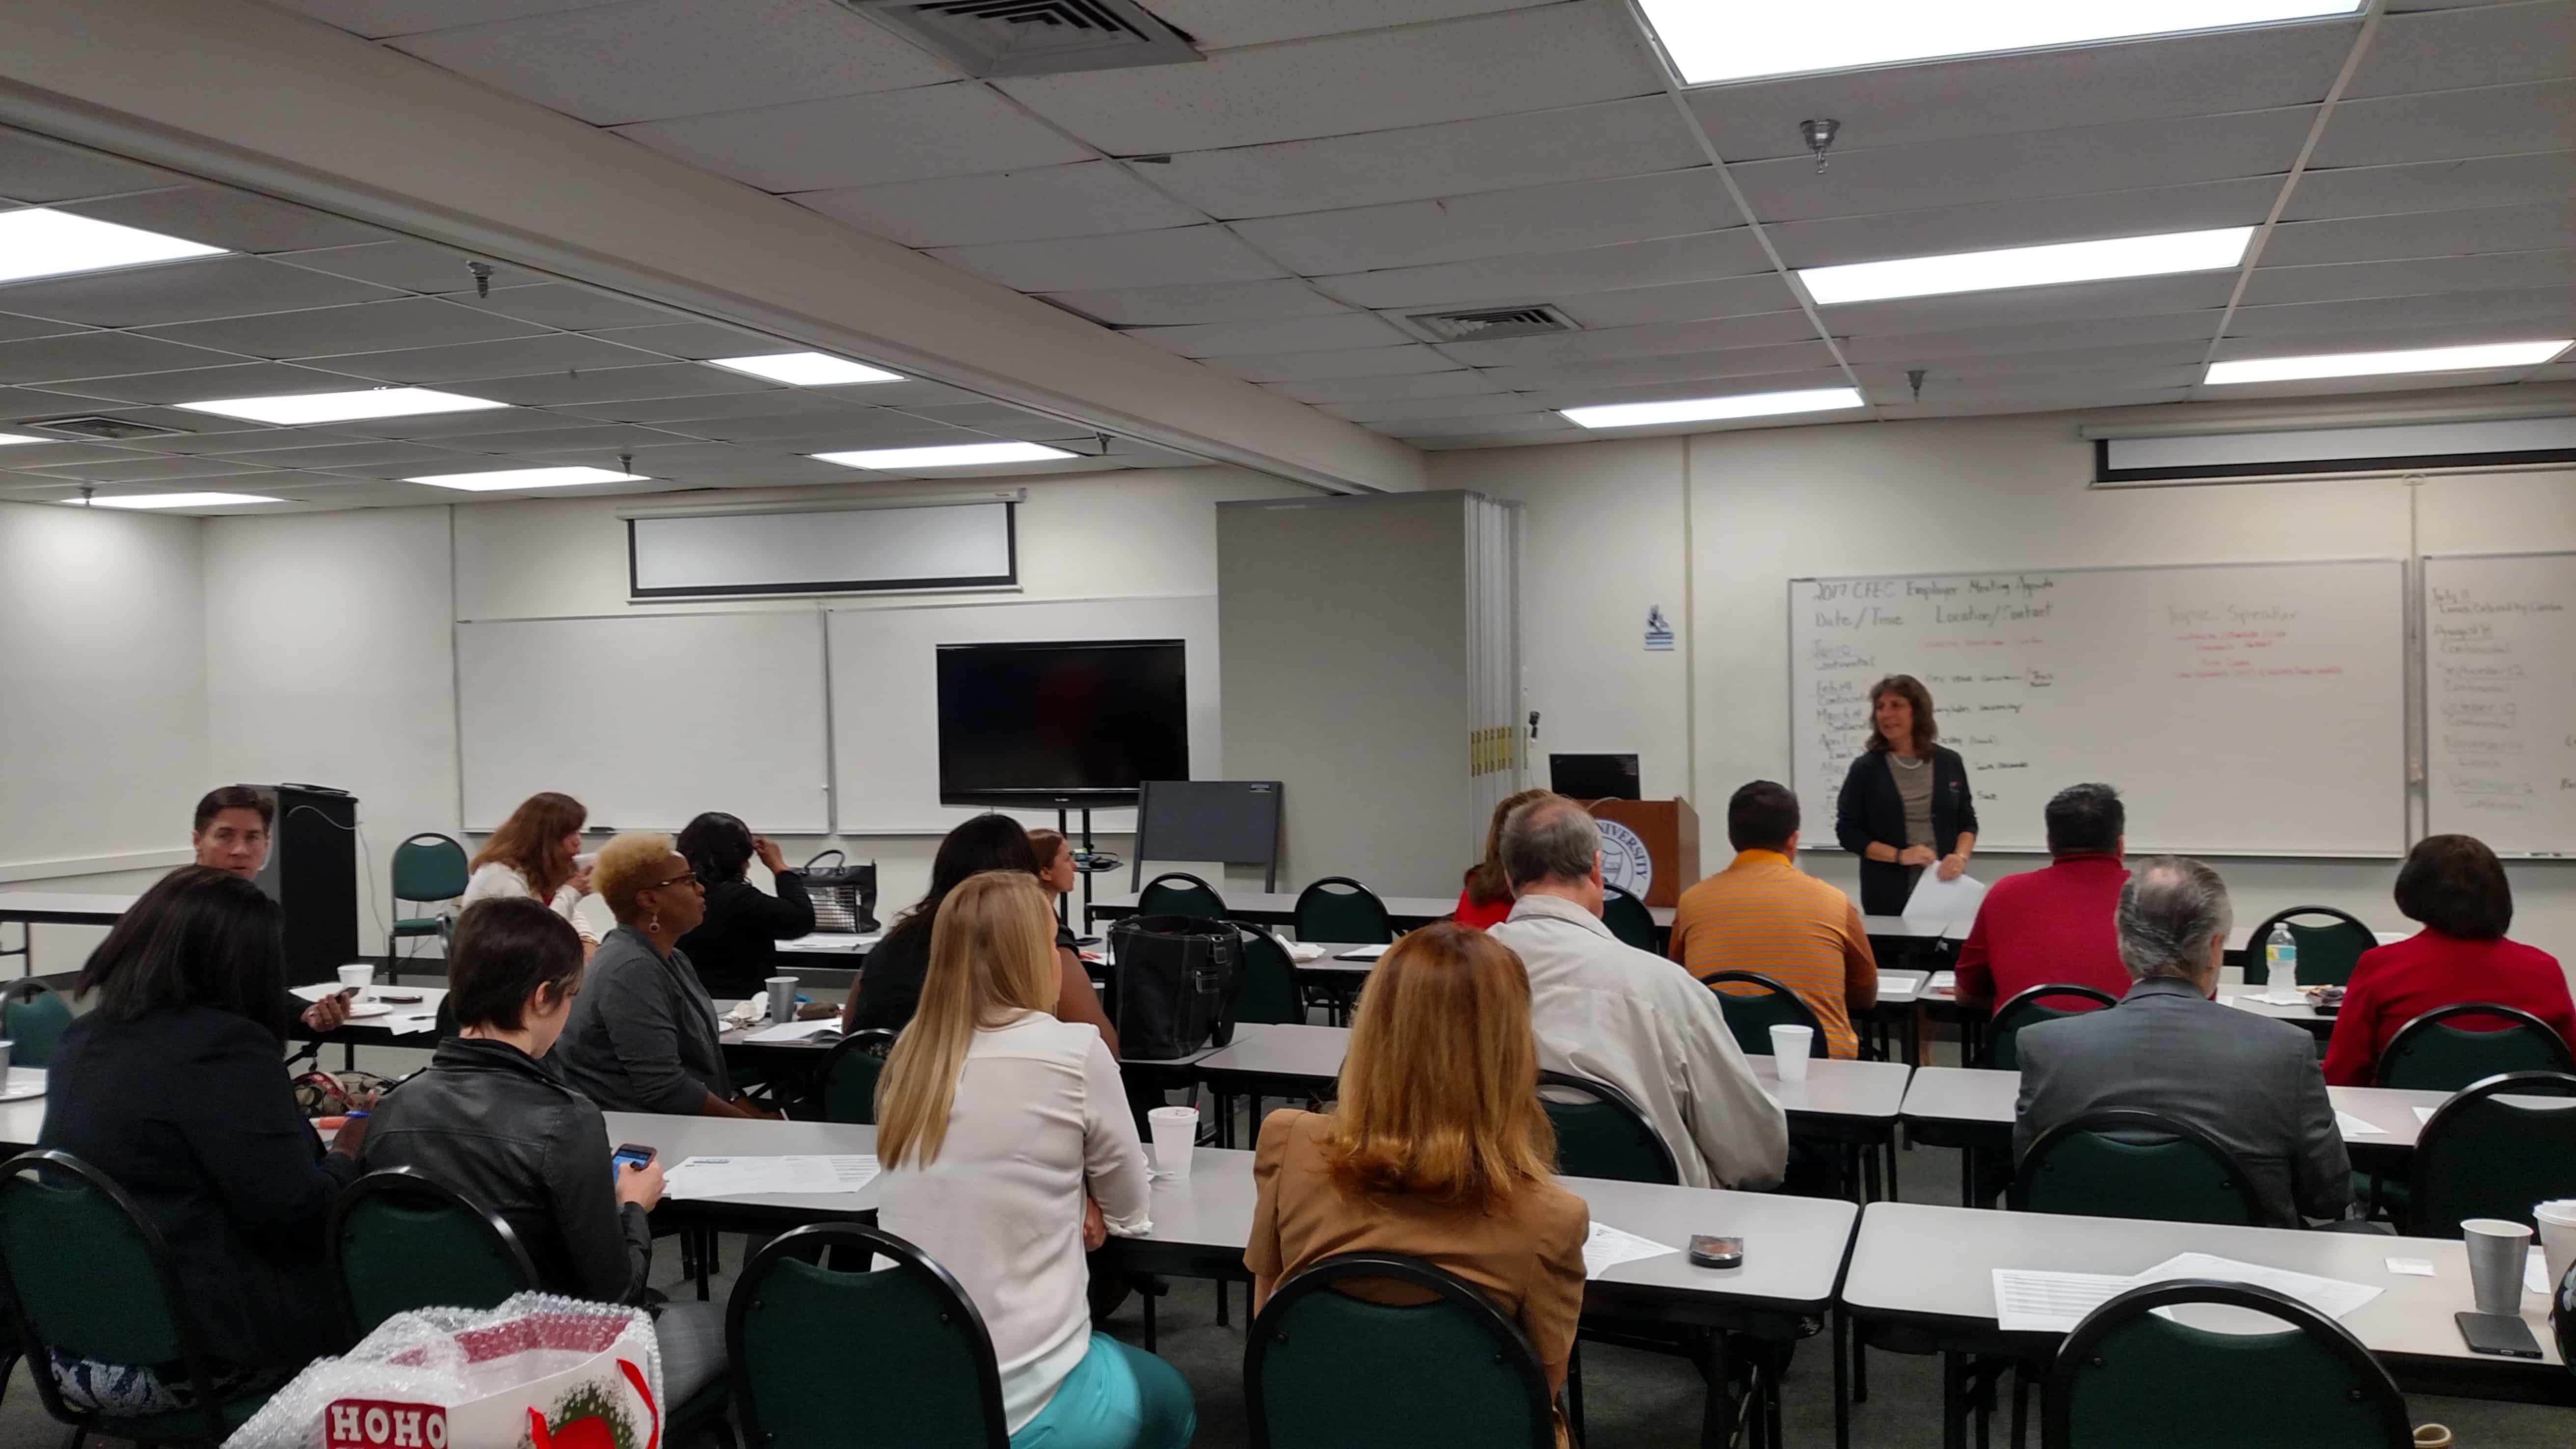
[{"left": 549, "top": 832, "right": 775, "bottom": 1119}]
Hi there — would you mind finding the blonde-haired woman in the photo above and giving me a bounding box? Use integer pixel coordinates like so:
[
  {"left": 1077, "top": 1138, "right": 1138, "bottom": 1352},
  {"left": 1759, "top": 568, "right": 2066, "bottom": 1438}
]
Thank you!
[
  {"left": 1245, "top": 922, "right": 1587, "bottom": 1443},
  {"left": 550, "top": 832, "right": 772, "bottom": 1120},
  {"left": 876, "top": 871, "right": 1193, "bottom": 1449}
]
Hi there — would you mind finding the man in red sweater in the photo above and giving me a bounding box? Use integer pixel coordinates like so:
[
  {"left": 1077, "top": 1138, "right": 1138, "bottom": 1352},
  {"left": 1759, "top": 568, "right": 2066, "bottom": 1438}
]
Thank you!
[
  {"left": 1954, "top": 783, "right": 2131, "bottom": 1014},
  {"left": 2321, "top": 833, "right": 2576, "bottom": 1087}
]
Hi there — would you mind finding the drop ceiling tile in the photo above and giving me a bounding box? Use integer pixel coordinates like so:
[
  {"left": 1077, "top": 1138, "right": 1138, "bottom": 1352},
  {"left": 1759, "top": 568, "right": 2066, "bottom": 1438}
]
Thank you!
[
  {"left": 1151, "top": 97, "right": 1705, "bottom": 219},
  {"left": 678, "top": 408, "right": 976, "bottom": 446},
  {"left": 2309, "top": 81, "right": 2576, "bottom": 167},
  {"left": 1763, "top": 177, "right": 2281, "bottom": 269},
  {"left": 1140, "top": 0, "right": 1558, "bottom": 48},
  {"left": 389, "top": 0, "right": 952, "bottom": 126},
  {"left": 458, "top": 283, "right": 687, "bottom": 331},
  {"left": 612, "top": 83, "right": 1092, "bottom": 192},
  {"left": 0, "top": 313, "right": 87, "bottom": 344},
  {"left": 1265, "top": 370, "right": 1504, "bottom": 404},
  {"left": 17, "top": 454, "right": 267, "bottom": 483},
  {"left": 1851, "top": 339, "right": 2218, "bottom": 379},
  {"left": 1505, "top": 367, "right": 1856, "bottom": 408},
  {"left": 2207, "top": 320, "right": 2572, "bottom": 357},
  {"left": 270, "top": 241, "right": 538, "bottom": 294},
  {"left": 337, "top": 404, "right": 604, "bottom": 438},
  {"left": 792, "top": 162, "right": 1204, "bottom": 248},
  {"left": 24, "top": 360, "right": 375, "bottom": 406},
  {"left": 896, "top": 403, "right": 1100, "bottom": 440},
  {"left": 205, "top": 439, "right": 490, "bottom": 474},
  {"left": 1319, "top": 392, "right": 1549, "bottom": 423},
  {"left": 0, "top": 436, "right": 161, "bottom": 468},
  {"left": 1099, "top": 439, "right": 1213, "bottom": 469},
  {"left": 1540, "top": 273, "right": 1803, "bottom": 329},
  {"left": 1233, "top": 169, "right": 1735, "bottom": 275},
  {"left": 1838, "top": 310, "right": 2224, "bottom": 364},
  {"left": 1373, "top": 411, "right": 1583, "bottom": 438},
  {"left": 1475, "top": 350, "right": 1844, "bottom": 392},
  {"left": 1037, "top": 279, "right": 1353, "bottom": 325},
  {"left": 1436, "top": 315, "right": 1825, "bottom": 367},
  {"left": 2285, "top": 150, "right": 2576, "bottom": 220},
  {"left": 805, "top": 378, "right": 987, "bottom": 406},
  {"left": 1690, "top": 22, "right": 2357, "bottom": 160},
  {"left": 2259, "top": 201, "right": 2576, "bottom": 264},
  {"left": 318, "top": 333, "right": 666, "bottom": 384},
  {"left": 139, "top": 297, "right": 547, "bottom": 359},
  {"left": 1314, "top": 229, "right": 1775, "bottom": 310},
  {"left": 0, "top": 256, "right": 404, "bottom": 328},
  {"left": 2224, "top": 285, "right": 2576, "bottom": 336},
  {"left": 2347, "top": 1, "right": 2576, "bottom": 98},
  {"left": 591, "top": 443, "right": 859, "bottom": 484},
  {"left": 61, "top": 187, "right": 388, "bottom": 253},
  {"left": 1123, "top": 312, "right": 1411, "bottom": 358},
  {"left": 1729, "top": 107, "right": 2317, "bottom": 223},
  {"left": 0, "top": 331, "right": 243, "bottom": 386},
  {"left": 1819, "top": 274, "right": 2241, "bottom": 339},
  {"left": 429, "top": 422, "right": 704, "bottom": 453},
  {"left": 454, "top": 362, "right": 778, "bottom": 406},
  {"left": 550, "top": 388, "right": 845, "bottom": 425},
  {"left": 261, "top": 0, "right": 617, "bottom": 39},
  {"left": 0, "top": 128, "right": 183, "bottom": 203},
  {"left": 1874, "top": 389, "right": 2193, "bottom": 419},
  {"left": 928, "top": 226, "right": 1287, "bottom": 291},
  {"left": 1200, "top": 344, "right": 1467, "bottom": 382},
  {"left": 2241, "top": 248, "right": 2576, "bottom": 304},
  {"left": 1860, "top": 365, "right": 2204, "bottom": 402},
  {"left": 584, "top": 321, "right": 802, "bottom": 359},
  {"left": 993, "top": 0, "right": 1659, "bottom": 153}
]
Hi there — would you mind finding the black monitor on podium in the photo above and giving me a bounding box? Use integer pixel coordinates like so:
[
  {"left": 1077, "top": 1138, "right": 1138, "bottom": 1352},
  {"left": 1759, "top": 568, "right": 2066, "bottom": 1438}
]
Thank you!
[{"left": 1549, "top": 753, "right": 1641, "bottom": 801}]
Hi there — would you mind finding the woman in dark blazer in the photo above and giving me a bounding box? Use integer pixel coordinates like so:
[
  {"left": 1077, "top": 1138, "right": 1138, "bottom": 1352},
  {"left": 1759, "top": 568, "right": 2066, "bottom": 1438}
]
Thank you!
[
  {"left": 1835, "top": 673, "right": 1979, "bottom": 917},
  {"left": 673, "top": 811, "right": 815, "bottom": 1001},
  {"left": 39, "top": 867, "right": 368, "bottom": 1413}
]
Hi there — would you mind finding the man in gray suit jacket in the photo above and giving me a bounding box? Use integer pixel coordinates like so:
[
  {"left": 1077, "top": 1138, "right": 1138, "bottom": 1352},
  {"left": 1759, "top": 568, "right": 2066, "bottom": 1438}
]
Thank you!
[{"left": 2012, "top": 855, "right": 2352, "bottom": 1228}]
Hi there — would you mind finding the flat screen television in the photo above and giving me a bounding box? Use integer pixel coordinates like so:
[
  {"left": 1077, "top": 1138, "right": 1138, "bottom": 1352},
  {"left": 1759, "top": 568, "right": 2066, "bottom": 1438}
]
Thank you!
[{"left": 936, "top": 639, "right": 1189, "bottom": 806}]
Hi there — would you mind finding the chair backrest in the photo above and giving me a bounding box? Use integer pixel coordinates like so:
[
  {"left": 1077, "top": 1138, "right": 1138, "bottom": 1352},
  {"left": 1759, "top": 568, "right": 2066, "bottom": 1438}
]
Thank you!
[
  {"left": 1234, "top": 928, "right": 1307, "bottom": 1025},
  {"left": 2012, "top": 1108, "right": 2267, "bottom": 1227},
  {"left": 1293, "top": 877, "right": 1394, "bottom": 946},
  {"left": 1600, "top": 886, "right": 1657, "bottom": 952},
  {"left": 1537, "top": 1070, "right": 1679, "bottom": 1185},
  {"left": 2244, "top": 906, "right": 2376, "bottom": 987},
  {"left": 1986, "top": 983, "right": 2121, "bottom": 1071},
  {"left": 0, "top": 1150, "right": 228, "bottom": 1435},
  {"left": 2376, "top": 1001, "right": 2576, "bottom": 1091},
  {"left": 391, "top": 832, "right": 471, "bottom": 905},
  {"left": 0, "top": 982, "right": 73, "bottom": 1068},
  {"left": 2405, "top": 1070, "right": 2576, "bottom": 1238},
  {"left": 1246, "top": 1253, "right": 1554, "bottom": 1449},
  {"left": 817, "top": 1028, "right": 899, "bottom": 1125},
  {"left": 1136, "top": 872, "right": 1226, "bottom": 920},
  {"left": 1699, "top": 970, "right": 1828, "bottom": 1058},
  {"left": 731, "top": 1223, "right": 1008, "bottom": 1449},
  {"left": 2044, "top": 1279, "right": 2410, "bottom": 1449},
  {"left": 330, "top": 1169, "right": 540, "bottom": 1340}
]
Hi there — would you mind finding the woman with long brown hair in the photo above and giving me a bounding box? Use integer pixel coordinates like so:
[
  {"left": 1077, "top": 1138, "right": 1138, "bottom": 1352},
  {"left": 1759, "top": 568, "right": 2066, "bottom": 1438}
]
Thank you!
[
  {"left": 463, "top": 791, "right": 597, "bottom": 948},
  {"left": 1455, "top": 787, "right": 1550, "bottom": 929},
  {"left": 1244, "top": 923, "right": 1587, "bottom": 1434},
  {"left": 1833, "top": 673, "right": 1979, "bottom": 916}
]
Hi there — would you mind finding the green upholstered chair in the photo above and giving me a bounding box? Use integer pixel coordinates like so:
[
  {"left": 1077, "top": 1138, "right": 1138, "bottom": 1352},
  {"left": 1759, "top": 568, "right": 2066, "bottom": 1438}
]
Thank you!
[
  {"left": 1600, "top": 886, "right": 1657, "bottom": 953},
  {"left": 385, "top": 833, "right": 469, "bottom": 982},
  {"left": 0, "top": 1150, "right": 281, "bottom": 1445},
  {"left": 730, "top": 1224, "right": 1008, "bottom": 1449},
  {"left": 816, "top": 1029, "right": 898, "bottom": 1125},
  {"left": 2242, "top": 906, "right": 2377, "bottom": 988},
  {"left": 1246, "top": 1253, "right": 1554, "bottom": 1449},
  {"left": 2043, "top": 1280, "right": 2410, "bottom": 1449},
  {"left": 1538, "top": 1070, "right": 1679, "bottom": 1185},
  {"left": 0, "top": 982, "right": 73, "bottom": 1068},
  {"left": 1984, "top": 984, "right": 2120, "bottom": 1071},
  {"left": 2012, "top": 1109, "right": 2266, "bottom": 1227},
  {"left": 2376, "top": 1002, "right": 2574, "bottom": 1091},
  {"left": 329, "top": 1169, "right": 539, "bottom": 1341},
  {"left": 1135, "top": 872, "right": 1226, "bottom": 920},
  {"left": 1292, "top": 877, "right": 1394, "bottom": 947},
  {"left": 2404, "top": 1070, "right": 2576, "bottom": 1239},
  {"left": 1234, "top": 928, "right": 1308, "bottom": 1026},
  {"left": 1699, "top": 970, "right": 1828, "bottom": 1059}
]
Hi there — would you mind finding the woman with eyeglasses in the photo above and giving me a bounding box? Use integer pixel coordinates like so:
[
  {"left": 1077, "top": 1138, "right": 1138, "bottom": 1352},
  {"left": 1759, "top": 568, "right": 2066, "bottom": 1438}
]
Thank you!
[{"left": 549, "top": 832, "right": 776, "bottom": 1119}]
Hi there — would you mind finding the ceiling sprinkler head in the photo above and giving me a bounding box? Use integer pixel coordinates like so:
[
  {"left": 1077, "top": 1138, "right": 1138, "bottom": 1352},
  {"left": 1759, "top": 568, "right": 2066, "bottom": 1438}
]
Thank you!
[
  {"left": 467, "top": 261, "right": 494, "bottom": 298},
  {"left": 1800, "top": 117, "right": 1841, "bottom": 174},
  {"left": 1906, "top": 368, "right": 1928, "bottom": 402}
]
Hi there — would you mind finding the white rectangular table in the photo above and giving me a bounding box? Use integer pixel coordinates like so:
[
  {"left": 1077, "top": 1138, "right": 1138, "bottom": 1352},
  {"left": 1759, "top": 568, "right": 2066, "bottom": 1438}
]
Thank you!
[
  {"left": 1087, "top": 889, "right": 1675, "bottom": 932},
  {"left": 0, "top": 892, "right": 137, "bottom": 976}
]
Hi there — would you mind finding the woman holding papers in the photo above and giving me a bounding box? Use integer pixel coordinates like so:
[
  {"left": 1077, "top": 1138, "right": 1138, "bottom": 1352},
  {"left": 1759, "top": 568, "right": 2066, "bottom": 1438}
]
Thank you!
[
  {"left": 876, "top": 871, "right": 1193, "bottom": 1449},
  {"left": 1835, "top": 673, "right": 1979, "bottom": 916},
  {"left": 674, "top": 810, "right": 815, "bottom": 1000},
  {"left": 364, "top": 897, "right": 727, "bottom": 1408}
]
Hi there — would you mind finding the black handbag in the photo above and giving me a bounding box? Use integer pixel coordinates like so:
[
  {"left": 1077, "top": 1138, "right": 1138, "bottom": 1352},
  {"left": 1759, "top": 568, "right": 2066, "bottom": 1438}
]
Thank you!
[
  {"left": 800, "top": 849, "right": 881, "bottom": 934},
  {"left": 1104, "top": 914, "right": 1240, "bottom": 1062}
]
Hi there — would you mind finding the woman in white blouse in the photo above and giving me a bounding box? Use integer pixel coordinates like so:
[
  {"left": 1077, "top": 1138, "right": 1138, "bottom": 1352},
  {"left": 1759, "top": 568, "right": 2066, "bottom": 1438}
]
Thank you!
[
  {"left": 462, "top": 792, "right": 597, "bottom": 951},
  {"left": 875, "top": 870, "right": 1193, "bottom": 1449}
]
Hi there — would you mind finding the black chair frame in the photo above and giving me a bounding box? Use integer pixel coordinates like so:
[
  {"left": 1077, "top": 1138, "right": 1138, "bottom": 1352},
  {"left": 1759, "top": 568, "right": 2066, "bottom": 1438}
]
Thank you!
[
  {"left": 327, "top": 1168, "right": 540, "bottom": 1343},
  {"left": 813, "top": 1028, "right": 900, "bottom": 1122},
  {"left": 2242, "top": 905, "right": 2375, "bottom": 978},
  {"left": 2378, "top": 1001, "right": 2575, "bottom": 1084},
  {"left": 1600, "top": 885, "right": 1658, "bottom": 951},
  {"left": 1244, "top": 1252, "right": 1555, "bottom": 1449},
  {"left": 1982, "top": 983, "right": 2121, "bottom": 1069},
  {"left": 2010, "top": 1108, "right": 2269, "bottom": 1227},
  {"left": 728, "top": 1223, "right": 1009, "bottom": 1449},
  {"left": 1137, "top": 871, "right": 1226, "bottom": 913},
  {"left": 2405, "top": 1068, "right": 2576, "bottom": 1237},
  {"left": 2041, "top": 1279, "right": 2411, "bottom": 1449},
  {"left": 1698, "top": 970, "right": 1829, "bottom": 1056},
  {"left": 0, "top": 1150, "right": 239, "bottom": 1446},
  {"left": 386, "top": 832, "right": 469, "bottom": 982},
  {"left": 1536, "top": 1069, "right": 1681, "bottom": 1186},
  {"left": 1292, "top": 876, "right": 1394, "bottom": 936}
]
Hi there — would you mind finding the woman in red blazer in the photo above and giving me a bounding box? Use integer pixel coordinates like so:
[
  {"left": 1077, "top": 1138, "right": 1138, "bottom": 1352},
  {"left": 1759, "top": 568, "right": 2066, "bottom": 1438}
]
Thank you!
[{"left": 2321, "top": 834, "right": 2576, "bottom": 1086}]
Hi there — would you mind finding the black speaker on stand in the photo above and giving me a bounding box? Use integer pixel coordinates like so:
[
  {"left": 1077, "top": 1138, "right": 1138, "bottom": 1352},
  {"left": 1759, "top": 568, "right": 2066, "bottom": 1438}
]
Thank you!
[{"left": 256, "top": 784, "right": 359, "bottom": 989}]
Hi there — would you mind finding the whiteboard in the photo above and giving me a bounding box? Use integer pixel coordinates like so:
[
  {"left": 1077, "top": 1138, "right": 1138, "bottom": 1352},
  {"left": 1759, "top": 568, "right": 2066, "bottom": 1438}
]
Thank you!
[
  {"left": 1788, "top": 561, "right": 2406, "bottom": 856},
  {"left": 457, "top": 612, "right": 830, "bottom": 832},
  {"left": 829, "top": 595, "right": 1220, "bottom": 834},
  {"left": 2423, "top": 553, "right": 2576, "bottom": 857}
]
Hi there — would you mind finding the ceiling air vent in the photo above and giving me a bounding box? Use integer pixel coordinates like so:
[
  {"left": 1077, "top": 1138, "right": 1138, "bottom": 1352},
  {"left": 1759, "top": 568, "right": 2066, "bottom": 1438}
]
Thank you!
[
  {"left": 1403, "top": 305, "right": 1580, "bottom": 343},
  {"left": 24, "top": 415, "right": 188, "bottom": 441},
  {"left": 849, "top": 0, "right": 1203, "bottom": 77}
]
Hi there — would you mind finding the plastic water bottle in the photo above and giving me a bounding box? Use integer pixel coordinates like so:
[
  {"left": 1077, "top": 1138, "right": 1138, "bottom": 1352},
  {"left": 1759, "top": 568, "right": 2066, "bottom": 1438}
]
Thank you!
[{"left": 2265, "top": 924, "right": 2297, "bottom": 1001}]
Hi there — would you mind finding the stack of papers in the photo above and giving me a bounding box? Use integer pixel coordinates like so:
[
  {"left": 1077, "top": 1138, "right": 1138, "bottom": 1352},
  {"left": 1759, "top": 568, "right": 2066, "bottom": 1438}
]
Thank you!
[
  {"left": 664, "top": 1155, "right": 881, "bottom": 1201},
  {"left": 1927, "top": 970, "right": 1957, "bottom": 996},
  {"left": 742, "top": 1018, "right": 843, "bottom": 1044},
  {"left": 1993, "top": 1252, "right": 2381, "bottom": 1333},
  {"left": 1283, "top": 941, "right": 1328, "bottom": 963},
  {"left": 1878, "top": 976, "right": 1922, "bottom": 1000},
  {"left": 778, "top": 933, "right": 880, "bottom": 953},
  {"left": 1334, "top": 944, "right": 1391, "bottom": 961},
  {"left": 1902, "top": 871, "right": 1987, "bottom": 919},
  {"left": 1582, "top": 1222, "right": 1678, "bottom": 1280},
  {"left": 2334, "top": 1111, "right": 2387, "bottom": 1138}
]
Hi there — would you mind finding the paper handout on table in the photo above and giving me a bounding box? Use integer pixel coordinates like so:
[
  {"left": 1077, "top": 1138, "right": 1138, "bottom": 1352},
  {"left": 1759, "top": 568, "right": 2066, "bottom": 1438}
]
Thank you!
[
  {"left": 2334, "top": 1111, "right": 2387, "bottom": 1138},
  {"left": 664, "top": 1155, "right": 881, "bottom": 1201},
  {"left": 1283, "top": 941, "right": 1328, "bottom": 963},
  {"left": 778, "top": 933, "right": 880, "bottom": 953},
  {"left": 1583, "top": 1222, "right": 1679, "bottom": 1280},
  {"left": 1902, "top": 870, "right": 1987, "bottom": 920},
  {"left": 1927, "top": 970, "right": 1957, "bottom": 996},
  {"left": 2414, "top": 1106, "right": 2438, "bottom": 1124},
  {"left": 742, "top": 1018, "right": 845, "bottom": 1044},
  {"left": 2129, "top": 1252, "right": 2382, "bottom": 1321},
  {"left": 1334, "top": 944, "right": 1391, "bottom": 961},
  {"left": 1878, "top": 975, "right": 1921, "bottom": 1000},
  {"left": 1993, "top": 1270, "right": 2140, "bottom": 1332}
]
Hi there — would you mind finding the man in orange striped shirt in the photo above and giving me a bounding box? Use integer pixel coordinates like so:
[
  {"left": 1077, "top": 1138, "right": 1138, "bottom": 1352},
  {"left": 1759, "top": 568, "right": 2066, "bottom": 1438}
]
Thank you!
[{"left": 1669, "top": 780, "right": 1878, "bottom": 1059}]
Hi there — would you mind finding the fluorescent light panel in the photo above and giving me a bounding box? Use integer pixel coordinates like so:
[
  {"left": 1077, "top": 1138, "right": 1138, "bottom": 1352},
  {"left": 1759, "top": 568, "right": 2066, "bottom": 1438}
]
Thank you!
[
  {"left": 709, "top": 352, "right": 903, "bottom": 386},
  {"left": 2205, "top": 341, "right": 2574, "bottom": 386},
  {"left": 0, "top": 207, "right": 226, "bottom": 285},
  {"left": 175, "top": 387, "right": 510, "bottom": 425},
  {"left": 402, "top": 465, "right": 647, "bottom": 491},
  {"left": 1638, "top": 0, "right": 2364, "bottom": 85},
  {"left": 0, "top": 431, "right": 48, "bottom": 445},
  {"left": 1562, "top": 388, "right": 1865, "bottom": 429},
  {"left": 1801, "top": 228, "right": 2254, "bottom": 305},
  {"left": 813, "top": 441, "right": 1076, "bottom": 470},
  {"left": 69, "top": 491, "right": 282, "bottom": 509}
]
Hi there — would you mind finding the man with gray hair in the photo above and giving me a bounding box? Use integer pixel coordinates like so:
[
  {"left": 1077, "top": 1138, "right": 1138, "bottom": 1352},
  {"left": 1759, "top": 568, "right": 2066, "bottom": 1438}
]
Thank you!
[
  {"left": 1487, "top": 794, "right": 1787, "bottom": 1191},
  {"left": 2011, "top": 856, "right": 2351, "bottom": 1227}
]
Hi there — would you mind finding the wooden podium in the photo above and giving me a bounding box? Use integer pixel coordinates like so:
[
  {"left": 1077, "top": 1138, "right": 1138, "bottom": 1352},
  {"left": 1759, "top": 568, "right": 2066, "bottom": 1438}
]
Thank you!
[{"left": 1582, "top": 798, "right": 1699, "bottom": 909}]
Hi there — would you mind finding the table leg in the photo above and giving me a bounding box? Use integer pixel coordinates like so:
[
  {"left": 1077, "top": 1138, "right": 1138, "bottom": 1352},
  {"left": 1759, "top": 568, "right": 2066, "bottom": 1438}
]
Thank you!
[
  {"left": 1832, "top": 1313, "right": 1851, "bottom": 1449},
  {"left": 1943, "top": 1352, "right": 1966, "bottom": 1449}
]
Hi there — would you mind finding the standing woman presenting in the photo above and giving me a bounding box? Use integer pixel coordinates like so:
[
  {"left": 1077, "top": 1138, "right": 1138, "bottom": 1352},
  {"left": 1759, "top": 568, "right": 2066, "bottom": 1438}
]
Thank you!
[{"left": 1835, "top": 674, "right": 1978, "bottom": 917}]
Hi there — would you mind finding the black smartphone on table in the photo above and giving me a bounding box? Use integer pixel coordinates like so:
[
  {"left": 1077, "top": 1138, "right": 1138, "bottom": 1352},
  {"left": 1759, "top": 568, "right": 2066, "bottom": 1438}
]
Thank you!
[{"left": 2455, "top": 1311, "right": 2542, "bottom": 1358}]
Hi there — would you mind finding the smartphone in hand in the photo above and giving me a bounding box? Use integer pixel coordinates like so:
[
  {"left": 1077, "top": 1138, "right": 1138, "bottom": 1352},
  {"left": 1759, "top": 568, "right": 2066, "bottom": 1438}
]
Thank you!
[{"left": 612, "top": 1143, "right": 656, "bottom": 1177}]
